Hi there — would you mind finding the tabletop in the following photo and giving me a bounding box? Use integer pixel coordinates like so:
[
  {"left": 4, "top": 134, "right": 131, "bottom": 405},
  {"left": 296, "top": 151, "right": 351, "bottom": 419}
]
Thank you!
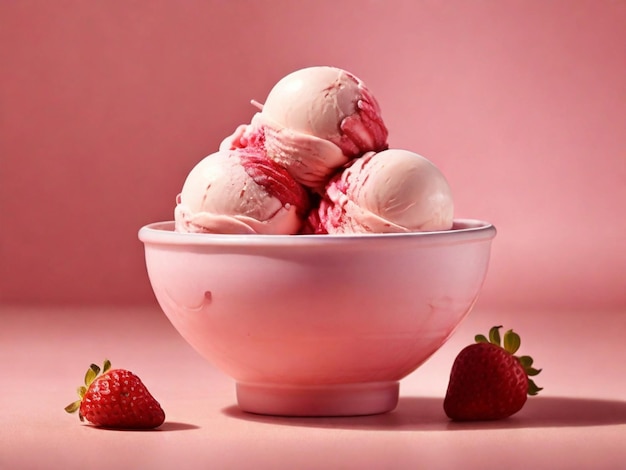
[{"left": 1, "top": 304, "right": 624, "bottom": 469}]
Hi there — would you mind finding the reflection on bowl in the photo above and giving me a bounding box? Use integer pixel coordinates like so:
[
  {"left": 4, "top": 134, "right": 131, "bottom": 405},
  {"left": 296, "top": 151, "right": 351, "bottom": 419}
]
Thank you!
[{"left": 139, "top": 219, "right": 496, "bottom": 417}]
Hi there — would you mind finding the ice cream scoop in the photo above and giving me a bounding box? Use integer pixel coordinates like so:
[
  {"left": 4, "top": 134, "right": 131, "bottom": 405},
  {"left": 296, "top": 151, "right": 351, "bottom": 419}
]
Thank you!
[
  {"left": 219, "top": 114, "right": 346, "bottom": 190},
  {"left": 314, "top": 149, "right": 454, "bottom": 234},
  {"left": 261, "top": 66, "right": 388, "bottom": 156},
  {"left": 221, "top": 66, "right": 388, "bottom": 190},
  {"left": 175, "top": 148, "right": 309, "bottom": 234}
]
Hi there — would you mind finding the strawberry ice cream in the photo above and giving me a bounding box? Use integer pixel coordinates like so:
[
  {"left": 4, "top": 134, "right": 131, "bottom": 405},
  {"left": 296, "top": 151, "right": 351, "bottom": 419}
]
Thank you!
[
  {"left": 220, "top": 66, "right": 388, "bottom": 190},
  {"left": 175, "top": 148, "right": 309, "bottom": 234},
  {"left": 311, "top": 149, "right": 454, "bottom": 234},
  {"left": 175, "top": 66, "right": 455, "bottom": 236}
]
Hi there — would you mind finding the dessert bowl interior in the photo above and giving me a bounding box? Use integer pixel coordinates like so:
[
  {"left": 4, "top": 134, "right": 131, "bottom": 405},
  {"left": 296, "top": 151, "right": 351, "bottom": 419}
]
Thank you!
[{"left": 139, "top": 219, "right": 496, "bottom": 416}]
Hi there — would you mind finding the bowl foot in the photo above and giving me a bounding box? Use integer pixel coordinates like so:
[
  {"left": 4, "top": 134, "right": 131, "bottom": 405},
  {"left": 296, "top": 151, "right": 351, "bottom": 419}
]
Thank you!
[{"left": 235, "top": 381, "right": 399, "bottom": 417}]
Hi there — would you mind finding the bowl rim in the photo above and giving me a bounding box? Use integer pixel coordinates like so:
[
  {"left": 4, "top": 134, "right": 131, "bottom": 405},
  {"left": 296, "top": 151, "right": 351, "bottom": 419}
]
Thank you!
[{"left": 138, "top": 219, "right": 496, "bottom": 247}]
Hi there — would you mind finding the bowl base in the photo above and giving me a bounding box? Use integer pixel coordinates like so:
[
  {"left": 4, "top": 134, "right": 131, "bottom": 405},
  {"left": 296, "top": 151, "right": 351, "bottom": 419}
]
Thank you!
[{"left": 235, "top": 381, "right": 399, "bottom": 417}]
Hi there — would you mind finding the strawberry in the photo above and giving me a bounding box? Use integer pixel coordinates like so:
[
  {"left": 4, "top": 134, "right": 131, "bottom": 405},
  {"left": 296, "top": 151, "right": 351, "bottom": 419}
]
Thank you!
[
  {"left": 443, "top": 326, "right": 542, "bottom": 421},
  {"left": 65, "top": 360, "right": 165, "bottom": 429}
]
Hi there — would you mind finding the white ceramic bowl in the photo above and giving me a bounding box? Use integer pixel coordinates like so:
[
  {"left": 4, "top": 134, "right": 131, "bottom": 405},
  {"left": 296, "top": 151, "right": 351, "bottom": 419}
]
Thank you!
[{"left": 139, "top": 219, "right": 496, "bottom": 416}]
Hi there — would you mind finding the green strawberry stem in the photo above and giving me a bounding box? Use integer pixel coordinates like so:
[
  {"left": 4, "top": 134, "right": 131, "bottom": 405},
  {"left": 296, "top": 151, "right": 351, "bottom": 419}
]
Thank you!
[
  {"left": 489, "top": 325, "right": 501, "bottom": 346},
  {"left": 475, "top": 334, "right": 489, "bottom": 344},
  {"left": 475, "top": 326, "right": 543, "bottom": 396},
  {"left": 528, "top": 379, "right": 542, "bottom": 396},
  {"left": 503, "top": 329, "right": 520, "bottom": 354}
]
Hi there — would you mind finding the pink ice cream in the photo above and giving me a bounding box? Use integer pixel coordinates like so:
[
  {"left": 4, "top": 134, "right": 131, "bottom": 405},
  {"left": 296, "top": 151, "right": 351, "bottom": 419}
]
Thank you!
[
  {"left": 220, "top": 66, "right": 388, "bottom": 190},
  {"left": 175, "top": 148, "right": 309, "bottom": 234},
  {"left": 175, "top": 67, "right": 455, "bottom": 237},
  {"left": 312, "top": 149, "right": 454, "bottom": 234}
]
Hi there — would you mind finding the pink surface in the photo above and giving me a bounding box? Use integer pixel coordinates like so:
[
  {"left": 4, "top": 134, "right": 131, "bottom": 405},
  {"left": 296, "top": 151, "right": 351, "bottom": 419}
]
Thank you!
[
  {"left": 1, "top": 305, "right": 624, "bottom": 468},
  {"left": 1, "top": 1, "right": 625, "bottom": 309}
]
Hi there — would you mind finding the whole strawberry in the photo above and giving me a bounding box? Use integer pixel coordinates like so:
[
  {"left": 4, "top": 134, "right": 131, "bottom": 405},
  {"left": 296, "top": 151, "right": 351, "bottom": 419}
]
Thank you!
[
  {"left": 444, "top": 326, "right": 542, "bottom": 421},
  {"left": 65, "top": 360, "right": 165, "bottom": 429}
]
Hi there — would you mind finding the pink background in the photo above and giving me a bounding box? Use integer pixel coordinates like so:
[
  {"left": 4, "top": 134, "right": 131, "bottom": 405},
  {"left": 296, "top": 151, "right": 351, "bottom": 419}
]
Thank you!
[
  {"left": 1, "top": 0, "right": 625, "bottom": 310},
  {"left": 1, "top": 3, "right": 625, "bottom": 469}
]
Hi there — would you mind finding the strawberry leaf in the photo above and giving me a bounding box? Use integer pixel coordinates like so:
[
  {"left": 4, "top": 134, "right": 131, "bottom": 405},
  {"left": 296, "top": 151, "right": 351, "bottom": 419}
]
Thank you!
[
  {"left": 77, "top": 386, "right": 87, "bottom": 399},
  {"left": 526, "top": 367, "right": 542, "bottom": 377},
  {"left": 503, "top": 329, "right": 521, "bottom": 354},
  {"left": 518, "top": 355, "right": 533, "bottom": 368},
  {"left": 475, "top": 334, "right": 489, "bottom": 344},
  {"left": 489, "top": 325, "right": 502, "bottom": 346},
  {"left": 85, "top": 364, "right": 100, "bottom": 387},
  {"left": 103, "top": 359, "right": 111, "bottom": 374},
  {"left": 65, "top": 400, "right": 81, "bottom": 414},
  {"left": 528, "top": 379, "right": 543, "bottom": 396}
]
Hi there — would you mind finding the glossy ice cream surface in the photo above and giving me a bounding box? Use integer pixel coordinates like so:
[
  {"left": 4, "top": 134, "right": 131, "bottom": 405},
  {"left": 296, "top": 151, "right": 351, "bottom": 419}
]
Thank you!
[
  {"left": 315, "top": 149, "right": 454, "bottom": 234},
  {"left": 175, "top": 149, "right": 309, "bottom": 234},
  {"left": 261, "top": 66, "right": 388, "bottom": 156},
  {"left": 221, "top": 66, "right": 388, "bottom": 190}
]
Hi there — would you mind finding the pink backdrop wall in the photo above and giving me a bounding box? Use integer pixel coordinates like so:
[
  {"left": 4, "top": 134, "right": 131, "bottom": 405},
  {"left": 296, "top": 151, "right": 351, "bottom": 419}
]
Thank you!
[{"left": 1, "top": 0, "right": 624, "bottom": 310}]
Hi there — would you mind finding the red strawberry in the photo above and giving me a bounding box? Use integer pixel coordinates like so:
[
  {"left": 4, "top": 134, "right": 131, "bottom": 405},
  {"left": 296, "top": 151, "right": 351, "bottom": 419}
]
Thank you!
[
  {"left": 65, "top": 360, "right": 165, "bottom": 429},
  {"left": 444, "top": 326, "right": 542, "bottom": 421}
]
